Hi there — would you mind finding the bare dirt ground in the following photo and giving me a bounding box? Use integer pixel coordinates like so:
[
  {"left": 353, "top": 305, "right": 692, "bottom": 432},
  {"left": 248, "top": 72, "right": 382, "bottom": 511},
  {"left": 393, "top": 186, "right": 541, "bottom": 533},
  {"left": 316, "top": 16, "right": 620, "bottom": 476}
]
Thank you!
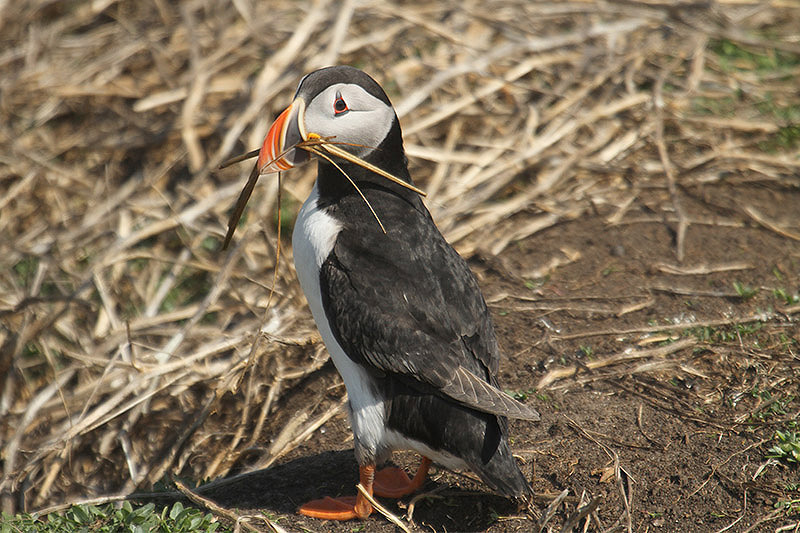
[{"left": 1, "top": 1, "right": 799, "bottom": 532}]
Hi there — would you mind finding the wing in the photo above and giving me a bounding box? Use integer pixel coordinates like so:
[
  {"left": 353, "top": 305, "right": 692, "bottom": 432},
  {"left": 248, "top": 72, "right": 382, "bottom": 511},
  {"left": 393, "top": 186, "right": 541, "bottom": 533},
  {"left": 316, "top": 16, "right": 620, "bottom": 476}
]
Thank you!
[{"left": 319, "top": 201, "right": 539, "bottom": 421}]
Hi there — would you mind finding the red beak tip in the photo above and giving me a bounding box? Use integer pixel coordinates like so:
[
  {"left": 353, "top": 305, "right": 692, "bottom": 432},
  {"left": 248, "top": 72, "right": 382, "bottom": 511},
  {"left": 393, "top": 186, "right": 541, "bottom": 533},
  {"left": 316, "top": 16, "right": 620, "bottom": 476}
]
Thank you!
[{"left": 257, "top": 103, "right": 298, "bottom": 174}]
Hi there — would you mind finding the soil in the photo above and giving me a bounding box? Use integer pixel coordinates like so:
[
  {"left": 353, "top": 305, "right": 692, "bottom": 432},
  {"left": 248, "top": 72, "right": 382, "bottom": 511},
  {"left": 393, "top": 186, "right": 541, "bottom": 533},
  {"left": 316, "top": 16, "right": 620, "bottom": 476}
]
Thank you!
[{"left": 172, "top": 181, "right": 800, "bottom": 532}]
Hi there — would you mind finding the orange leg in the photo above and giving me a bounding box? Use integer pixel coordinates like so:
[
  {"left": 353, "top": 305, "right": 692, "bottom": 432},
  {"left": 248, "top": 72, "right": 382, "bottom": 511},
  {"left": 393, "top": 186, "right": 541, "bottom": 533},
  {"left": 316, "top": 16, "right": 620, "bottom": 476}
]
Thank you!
[
  {"left": 373, "top": 456, "right": 432, "bottom": 499},
  {"left": 299, "top": 464, "right": 375, "bottom": 520}
]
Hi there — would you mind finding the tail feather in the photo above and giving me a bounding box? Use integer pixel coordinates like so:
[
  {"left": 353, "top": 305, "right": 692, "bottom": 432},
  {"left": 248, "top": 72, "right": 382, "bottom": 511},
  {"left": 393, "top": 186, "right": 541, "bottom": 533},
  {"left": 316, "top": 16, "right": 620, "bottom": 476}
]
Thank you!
[
  {"left": 471, "top": 427, "right": 533, "bottom": 502},
  {"left": 385, "top": 377, "right": 534, "bottom": 504}
]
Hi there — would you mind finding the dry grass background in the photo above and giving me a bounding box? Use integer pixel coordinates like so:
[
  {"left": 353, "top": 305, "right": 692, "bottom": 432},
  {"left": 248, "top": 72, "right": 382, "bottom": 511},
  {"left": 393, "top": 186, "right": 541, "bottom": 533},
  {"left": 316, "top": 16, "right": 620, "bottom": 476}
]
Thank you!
[{"left": 1, "top": 0, "right": 799, "bottom": 524}]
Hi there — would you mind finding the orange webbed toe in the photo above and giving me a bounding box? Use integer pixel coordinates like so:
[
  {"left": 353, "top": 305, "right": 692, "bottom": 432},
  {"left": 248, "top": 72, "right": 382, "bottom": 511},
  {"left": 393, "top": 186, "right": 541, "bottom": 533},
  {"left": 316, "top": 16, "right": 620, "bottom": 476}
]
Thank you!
[
  {"left": 373, "top": 467, "right": 417, "bottom": 498},
  {"left": 299, "top": 496, "right": 361, "bottom": 520},
  {"left": 373, "top": 457, "right": 432, "bottom": 498},
  {"left": 299, "top": 465, "right": 376, "bottom": 520}
]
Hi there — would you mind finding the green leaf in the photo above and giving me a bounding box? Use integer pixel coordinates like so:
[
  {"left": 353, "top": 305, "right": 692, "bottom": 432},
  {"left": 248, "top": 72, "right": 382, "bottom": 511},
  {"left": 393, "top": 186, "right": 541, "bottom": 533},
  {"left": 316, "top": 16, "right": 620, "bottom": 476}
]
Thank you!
[{"left": 169, "top": 502, "right": 184, "bottom": 520}]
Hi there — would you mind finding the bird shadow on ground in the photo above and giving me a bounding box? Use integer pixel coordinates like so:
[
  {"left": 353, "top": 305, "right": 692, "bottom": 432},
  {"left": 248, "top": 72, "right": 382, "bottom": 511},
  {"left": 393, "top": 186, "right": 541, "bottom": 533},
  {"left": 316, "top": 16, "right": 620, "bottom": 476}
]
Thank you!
[{"left": 135, "top": 449, "right": 523, "bottom": 531}]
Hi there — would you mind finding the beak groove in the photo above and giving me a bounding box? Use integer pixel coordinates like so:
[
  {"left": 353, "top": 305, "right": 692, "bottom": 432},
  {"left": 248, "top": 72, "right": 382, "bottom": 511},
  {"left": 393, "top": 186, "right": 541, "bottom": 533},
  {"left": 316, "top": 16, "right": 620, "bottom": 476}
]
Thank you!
[{"left": 257, "top": 99, "right": 307, "bottom": 173}]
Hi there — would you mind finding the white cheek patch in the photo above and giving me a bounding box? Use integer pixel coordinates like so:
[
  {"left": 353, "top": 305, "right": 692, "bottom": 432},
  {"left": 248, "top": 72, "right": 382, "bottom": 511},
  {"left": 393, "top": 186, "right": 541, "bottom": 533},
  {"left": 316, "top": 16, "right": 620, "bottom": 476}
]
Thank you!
[{"left": 304, "top": 83, "right": 395, "bottom": 157}]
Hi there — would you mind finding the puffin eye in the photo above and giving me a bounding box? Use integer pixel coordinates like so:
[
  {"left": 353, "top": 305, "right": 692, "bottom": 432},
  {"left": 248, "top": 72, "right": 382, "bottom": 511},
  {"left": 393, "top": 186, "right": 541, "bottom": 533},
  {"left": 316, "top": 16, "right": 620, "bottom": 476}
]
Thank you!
[{"left": 333, "top": 92, "right": 349, "bottom": 115}]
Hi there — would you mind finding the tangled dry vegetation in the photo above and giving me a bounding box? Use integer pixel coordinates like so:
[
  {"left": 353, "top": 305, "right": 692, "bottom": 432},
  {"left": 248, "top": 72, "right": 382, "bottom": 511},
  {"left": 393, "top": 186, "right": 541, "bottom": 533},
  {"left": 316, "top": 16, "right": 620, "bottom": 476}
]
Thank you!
[{"left": 1, "top": 0, "right": 799, "bottom": 531}]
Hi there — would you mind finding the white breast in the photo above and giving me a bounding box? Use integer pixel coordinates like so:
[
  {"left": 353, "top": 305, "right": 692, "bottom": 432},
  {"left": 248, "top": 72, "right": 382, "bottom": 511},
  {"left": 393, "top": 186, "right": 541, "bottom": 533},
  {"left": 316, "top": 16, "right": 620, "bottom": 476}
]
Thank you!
[{"left": 292, "top": 183, "right": 388, "bottom": 462}]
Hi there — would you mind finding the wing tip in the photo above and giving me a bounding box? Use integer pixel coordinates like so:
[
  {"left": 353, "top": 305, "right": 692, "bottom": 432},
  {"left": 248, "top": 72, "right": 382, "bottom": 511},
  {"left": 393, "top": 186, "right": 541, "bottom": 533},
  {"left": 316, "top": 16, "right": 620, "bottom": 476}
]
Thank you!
[
  {"left": 447, "top": 366, "right": 542, "bottom": 421},
  {"left": 512, "top": 404, "right": 541, "bottom": 421},
  {"left": 503, "top": 394, "right": 541, "bottom": 421}
]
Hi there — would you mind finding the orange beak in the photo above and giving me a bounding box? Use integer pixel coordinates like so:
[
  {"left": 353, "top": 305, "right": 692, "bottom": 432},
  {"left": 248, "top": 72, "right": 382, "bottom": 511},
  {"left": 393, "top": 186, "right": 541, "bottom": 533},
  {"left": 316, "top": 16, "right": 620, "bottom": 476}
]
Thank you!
[{"left": 257, "top": 99, "right": 308, "bottom": 173}]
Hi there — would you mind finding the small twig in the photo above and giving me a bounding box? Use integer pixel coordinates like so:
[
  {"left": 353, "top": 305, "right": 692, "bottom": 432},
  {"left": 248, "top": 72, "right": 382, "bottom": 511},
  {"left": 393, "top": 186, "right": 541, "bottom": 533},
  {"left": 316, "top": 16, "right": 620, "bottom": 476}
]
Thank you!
[
  {"left": 653, "top": 261, "right": 754, "bottom": 275},
  {"left": 537, "top": 338, "right": 696, "bottom": 389},
  {"left": 30, "top": 493, "right": 129, "bottom": 518},
  {"left": 355, "top": 483, "right": 412, "bottom": 532},
  {"left": 306, "top": 146, "right": 387, "bottom": 233},
  {"left": 649, "top": 283, "right": 738, "bottom": 298},
  {"left": 619, "top": 457, "right": 633, "bottom": 533},
  {"left": 713, "top": 489, "right": 747, "bottom": 533},
  {"left": 774, "top": 521, "right": 800, "bottom": 533},
  {"left": 560, "top": 495, "right": 601, "bottom": 533},
  {"left": 741, "top": 509, "right": 785, "bottom": 533},
  {"left": 223, "top": 161, "right": 263, "bottom": 250},
  {"left": 173, "top": 478, "right": 286, "bottom": 533},
  {"left": 553, "top": 311, "right": 790, "bottom": 341},
  {"left": 570, "top": 414, "right": 633, "bottom": 533},
  {"left": 636, "top": 404, "right": 663, "bottom": 449},
  {"left": 405, "top": 485, "right": 447, "bottom": 523},
  {"left": 306, "top": 138, "right": 426, "bottom": 196},
  {"left": 536, "top": 489, "right": 569, "bottom": 533},
  {"left": 743, "top": 205, "right": 800, "bottom": 242},
  {"left": 219, "top": 148, "right": 260, "bottom": 169},
  {"left": 265, "top": 171, "right": 283, "bottom": 313},
  {"left": 687, "top": 438, "right": 770, "bottom": 498},
  {"left": 654, "top": 61, "right": 688, "bottom": 262}
]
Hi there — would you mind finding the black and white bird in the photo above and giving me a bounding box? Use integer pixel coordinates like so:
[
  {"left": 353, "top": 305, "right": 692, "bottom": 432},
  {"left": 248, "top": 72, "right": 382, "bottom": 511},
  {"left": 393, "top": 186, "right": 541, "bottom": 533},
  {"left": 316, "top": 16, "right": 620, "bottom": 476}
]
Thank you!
[{"left": 253, "top": 66, "right": 539, "bottom": 520}]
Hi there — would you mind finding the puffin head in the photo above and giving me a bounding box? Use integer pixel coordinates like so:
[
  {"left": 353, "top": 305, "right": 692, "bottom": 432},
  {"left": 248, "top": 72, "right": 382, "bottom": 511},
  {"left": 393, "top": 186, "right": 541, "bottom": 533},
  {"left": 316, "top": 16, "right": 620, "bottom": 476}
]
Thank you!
[{"left": 257, "top": 66, "right": 400, "bottom": 174}]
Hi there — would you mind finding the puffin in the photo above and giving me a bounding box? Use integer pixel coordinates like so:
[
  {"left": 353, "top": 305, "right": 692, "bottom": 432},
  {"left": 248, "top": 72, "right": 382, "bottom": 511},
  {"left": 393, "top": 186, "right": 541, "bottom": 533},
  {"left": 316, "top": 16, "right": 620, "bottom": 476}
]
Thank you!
[{"left": 251, "top": 66, "right": 539, "bottom": 520}]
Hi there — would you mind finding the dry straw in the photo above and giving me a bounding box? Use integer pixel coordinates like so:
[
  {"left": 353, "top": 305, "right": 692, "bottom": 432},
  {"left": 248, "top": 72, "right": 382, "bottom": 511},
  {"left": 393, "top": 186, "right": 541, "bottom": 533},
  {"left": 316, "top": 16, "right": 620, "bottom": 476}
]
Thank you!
[{"left": 1, "top": 0, "right": 799, "bottom": 528}]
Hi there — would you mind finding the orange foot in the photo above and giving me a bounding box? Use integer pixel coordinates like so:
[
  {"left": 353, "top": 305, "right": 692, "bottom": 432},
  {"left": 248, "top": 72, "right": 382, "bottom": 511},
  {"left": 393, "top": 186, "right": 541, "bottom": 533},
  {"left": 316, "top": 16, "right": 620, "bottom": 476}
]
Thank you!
[
  {"left": 374, "top": 456, "right": 432, "bottom": 499},
  {"left": 298, "top": 457, "right": 433, "bottom": 521},
  {"left": 299, "top": 465, "right": 375, "bottom": 520},
  {"left": 299, "top": 496, "right": 364, "bottom": 520}
]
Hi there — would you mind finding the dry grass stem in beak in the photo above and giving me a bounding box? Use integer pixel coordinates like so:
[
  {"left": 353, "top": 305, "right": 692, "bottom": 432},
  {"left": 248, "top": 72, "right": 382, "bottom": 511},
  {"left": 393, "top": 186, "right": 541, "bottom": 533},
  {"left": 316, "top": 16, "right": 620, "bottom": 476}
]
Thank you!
[
  {"left": 305, "top": 144, "right": 387, "bottom": 234},
  {"left": 299, "top": 134, "right": 427, "bottom": 198},
  {"left": 222, "top": 162, "right": 261, "bottom": 250},
  {"left": 222, "top": 142, "right": 301, "bottom": 249},
  {"left": 222, "top": 130, "right": 427, "bottom": 248},
  {"left": 219, "top": 148, "right": 260, "bottom": 169}
]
